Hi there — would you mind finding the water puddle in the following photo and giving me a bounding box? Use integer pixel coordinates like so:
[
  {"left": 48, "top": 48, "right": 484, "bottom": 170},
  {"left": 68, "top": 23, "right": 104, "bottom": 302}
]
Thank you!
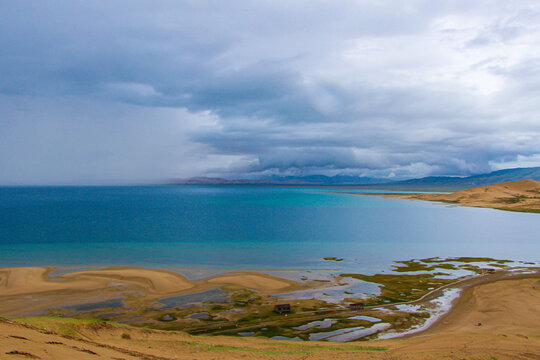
[
  {"left": 55, "top": 298, "right": 124, "bottom": 313},
  {"left": 187, "top": 312, "right": 211, "bottom": 320},
  {"left": 271, "top": 336, "right": 303, "bottom": 341},
  {"left": 157, "top": 288, "right": 229, "bottom": 309},
  {"left": 348, "top": 315, "right": 381, "bottom": 322},
  {"left": 309, "top": 326, "right": 365, "bottom": 341},
  {"left": 378, "top": 288, "right": 461, "bottom": 339},
  {"left": 47, "top": 266, "right": 103, "bottom": 277},
  {"left": 326, "top": 323, "right": 391, "bottom": 342},
  {"left": 274, "top": 278, "right": 380, "bottom": 303},
  {"left": 293, "top": 318, "right": 337, "bottom": 330},
  {"left": 163, "top": 268, "right": 232, "bottom": 281},
  {"left": 238, "top": 332, "right": 255, "bottom": 336}
]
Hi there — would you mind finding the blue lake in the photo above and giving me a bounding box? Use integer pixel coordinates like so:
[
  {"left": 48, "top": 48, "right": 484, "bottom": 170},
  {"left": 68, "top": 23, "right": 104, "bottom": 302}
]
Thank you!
[{"left": 0, "top": 186, "right": 538, "bottom": 272}]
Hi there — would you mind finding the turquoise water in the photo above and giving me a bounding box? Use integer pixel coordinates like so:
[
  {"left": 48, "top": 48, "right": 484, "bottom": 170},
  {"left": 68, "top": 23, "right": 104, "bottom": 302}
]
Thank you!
[{"left": 0, "top": 186, "right": 538, "bottom": 272}]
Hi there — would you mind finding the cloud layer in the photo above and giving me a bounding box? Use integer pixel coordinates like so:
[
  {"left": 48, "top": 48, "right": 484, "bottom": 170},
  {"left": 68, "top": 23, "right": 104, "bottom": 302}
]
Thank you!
[{"left": 1, "top": 1, "right": 540, "bottom": 184}]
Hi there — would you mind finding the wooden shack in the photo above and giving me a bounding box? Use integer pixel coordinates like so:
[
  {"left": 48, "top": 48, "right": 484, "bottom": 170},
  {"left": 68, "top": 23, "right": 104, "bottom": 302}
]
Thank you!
[
  {"left": 274, "top": 304, "right": 291, "bottom": 314},
  {"left": 349, "top": 302, "right": 365, "bottom": 310}
]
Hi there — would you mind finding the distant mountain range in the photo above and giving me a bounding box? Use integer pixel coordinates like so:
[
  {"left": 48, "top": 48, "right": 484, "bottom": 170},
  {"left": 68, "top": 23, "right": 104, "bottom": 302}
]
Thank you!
[
  {"left": 384, "top": 166, "right": 540, "bottom": 190},
  {"left": 174, "top": 166, "right": 540, "bottom": 191},
  {"left": 175, "top": 175, "right": 389, "bottom": 186}
]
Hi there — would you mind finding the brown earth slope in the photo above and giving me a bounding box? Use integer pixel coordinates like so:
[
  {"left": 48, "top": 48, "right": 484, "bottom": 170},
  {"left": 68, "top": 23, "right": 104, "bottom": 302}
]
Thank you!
[{"left": 359, "top": 179, "right": 540, "bottom": 212}]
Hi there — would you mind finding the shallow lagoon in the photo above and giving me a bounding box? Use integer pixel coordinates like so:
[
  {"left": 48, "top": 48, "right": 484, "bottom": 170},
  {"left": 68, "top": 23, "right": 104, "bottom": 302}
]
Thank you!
[
  {"left": 158, "top": 288, "right": 229, "bottom": 309},
  {"left": 51, "top": 298, "right": 125, "bottom": 315},
  {"left": 1, "top": 186, "right": 539, "bottom": 273}
]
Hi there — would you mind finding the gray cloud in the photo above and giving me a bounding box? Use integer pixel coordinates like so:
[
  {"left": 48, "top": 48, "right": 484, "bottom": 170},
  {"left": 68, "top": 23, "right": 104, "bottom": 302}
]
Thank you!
[{"left": 1, "top": 0, "right": 540, "bottom": 184}]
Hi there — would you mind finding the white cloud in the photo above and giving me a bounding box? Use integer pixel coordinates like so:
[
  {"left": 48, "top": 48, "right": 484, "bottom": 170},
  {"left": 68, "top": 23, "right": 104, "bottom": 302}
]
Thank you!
[
  {"left": 0, "top": 95, "right": 227, "bottom": 185},
  {"left": 490, "top": 154, "right": 540, "bottom": 170},
  {"left": 102, "top": 82, "right": 161, "bottom": 98},
  {"left": 1, "top": 1, "right": 540, "bottom": 183}
]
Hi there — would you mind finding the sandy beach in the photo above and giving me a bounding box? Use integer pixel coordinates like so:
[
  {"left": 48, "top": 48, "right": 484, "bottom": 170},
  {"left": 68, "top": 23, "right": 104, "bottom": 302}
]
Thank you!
[
  {"left": 0, "top": 267, "right": 301, "bottom": 297},
  {"left": 1, "top": 267, "right": 538, "bottom": 359},
  {"left": 0, "top": 266, "right": 306, "bottom": 318}
]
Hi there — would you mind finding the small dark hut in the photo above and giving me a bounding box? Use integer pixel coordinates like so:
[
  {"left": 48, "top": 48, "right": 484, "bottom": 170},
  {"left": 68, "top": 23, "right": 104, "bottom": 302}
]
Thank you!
[
  {"left": 274, "top": 304, "right": 291, "bottom": 314},
  {"left": 349, "top": 302, "right": 365, "bottom": 310}
]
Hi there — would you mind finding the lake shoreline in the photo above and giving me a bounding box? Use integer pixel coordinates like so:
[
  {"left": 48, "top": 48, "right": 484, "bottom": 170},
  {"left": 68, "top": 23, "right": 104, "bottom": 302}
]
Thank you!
[
  {"left": 2, "top": 263, "right": 538, "bottom": 342},
  {"left": 348, "top": 179, "right": 540, "bottom": 213}
]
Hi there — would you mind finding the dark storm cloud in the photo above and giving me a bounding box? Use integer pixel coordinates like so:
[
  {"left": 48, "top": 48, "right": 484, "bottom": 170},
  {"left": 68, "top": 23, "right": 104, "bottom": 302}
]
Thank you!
[{"left": 1, "top": 0, "right": 540, "bottom": 184}]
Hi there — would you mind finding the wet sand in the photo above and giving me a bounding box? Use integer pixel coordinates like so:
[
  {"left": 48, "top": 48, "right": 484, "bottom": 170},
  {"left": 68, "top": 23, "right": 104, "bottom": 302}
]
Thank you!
[{"left": 0, "top": 266, "right": 304, "bottom": 316}]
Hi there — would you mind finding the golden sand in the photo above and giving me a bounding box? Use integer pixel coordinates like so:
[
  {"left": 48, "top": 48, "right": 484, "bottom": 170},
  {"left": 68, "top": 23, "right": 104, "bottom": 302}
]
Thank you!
[
  {"left": 207, "top": 273, "right": 295, "bottom": 291},
  {"left": 0, "top": 266, "right": 303, "bottom": 317},
  {"left": 357, "top": 179, "right": 540, "bottom": 212},
  {"left": 1, "top": 273, "right": 539, "bottom": 359}
]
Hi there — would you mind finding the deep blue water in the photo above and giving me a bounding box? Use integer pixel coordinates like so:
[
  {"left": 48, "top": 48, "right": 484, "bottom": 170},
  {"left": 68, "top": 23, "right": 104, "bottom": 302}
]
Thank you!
[{"left": 0, "top": 186, "right": 538, "bottom": 272}]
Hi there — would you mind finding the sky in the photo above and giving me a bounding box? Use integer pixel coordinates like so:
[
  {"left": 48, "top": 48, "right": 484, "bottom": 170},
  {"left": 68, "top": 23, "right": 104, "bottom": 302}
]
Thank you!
[{"left": 1, "top": 1, "right": 540, "bottom": 185}]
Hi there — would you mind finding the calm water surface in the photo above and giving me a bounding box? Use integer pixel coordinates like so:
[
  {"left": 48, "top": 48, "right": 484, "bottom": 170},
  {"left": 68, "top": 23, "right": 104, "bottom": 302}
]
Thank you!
[{"left": 0, "top": 186, "right": 538, "bottom": 272}]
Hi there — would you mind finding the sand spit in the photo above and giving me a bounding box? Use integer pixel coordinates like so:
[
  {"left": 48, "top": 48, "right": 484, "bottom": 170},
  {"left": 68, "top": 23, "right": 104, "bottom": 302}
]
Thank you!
[
  {"left": 60, "top": 267, "right": 196, "bottom": 295},
  {"left": 355, "top": 179, "right": 540, "bottom": 212},
  {"left": 207, "top": 273, "right": 295, "bottom": 291},
  {"left": 1, "top": 272, "right": 539, "bottom": 359},
  {"left": 0, "top": 267, "right": 303, "bottom": 316}
]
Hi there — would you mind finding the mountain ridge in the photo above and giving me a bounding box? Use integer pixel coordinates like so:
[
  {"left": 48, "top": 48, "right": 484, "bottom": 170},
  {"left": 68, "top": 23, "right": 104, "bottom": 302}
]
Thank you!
[{"left": 174, "top": 166, "right": 540, "bottom": 190}]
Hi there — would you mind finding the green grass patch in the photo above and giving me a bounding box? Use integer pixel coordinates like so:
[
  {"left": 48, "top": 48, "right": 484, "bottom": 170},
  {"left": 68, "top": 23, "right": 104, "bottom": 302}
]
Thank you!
[
  {"left": 420, "top": 256, "right": 510, "bottom": 263},
  {"left": 323, "top": 257, "right": 344, "bottom": 261},
  {"left": 11, "top": 316, "right": 110, "bottom": 337},
  {"left": 195, "top": 342, "right": 387, "bottom": 354},
  {"left": 392, "top": 260, "right": 458, "bottom": 272},
  {"left": 495, "top": 207, "right": 540, "bottom": 214},
  {"left": 285, "top": 343, "right": 388, "bottom": 352},
  {"left": 341, "top": 273, "right": 453, "bottom": 305},
  {"left": 495, "top": 195, "right": 528, "bottom": 204}
]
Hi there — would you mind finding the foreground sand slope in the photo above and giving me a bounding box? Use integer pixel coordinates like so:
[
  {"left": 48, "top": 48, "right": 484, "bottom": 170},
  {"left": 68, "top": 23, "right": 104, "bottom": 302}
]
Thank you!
[
  {"left": 2, "top": 275, "right": 539, "bottom": 360},
  {"left": 381, "top": 276, "right": 540, "bottom": 360},
  {"left": 362, "top": 179, "right": 540, "bottom": 212},
  {"left": 426, "top": 277, "right": 540, "bottom": 336}
]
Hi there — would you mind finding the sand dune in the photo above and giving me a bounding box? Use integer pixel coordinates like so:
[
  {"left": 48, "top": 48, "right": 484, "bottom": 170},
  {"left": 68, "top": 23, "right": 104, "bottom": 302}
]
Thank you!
[
  {"left": 0, "top": 267, "right": 107, "bottom": 296},
  {"left": 60, "top": 267, "right": 196, "bottom": 295},
  {"left": 425, "top": 277, "right": 540, "bottom": 336},
  {"left": 360, "top": 179, "right": 540, "bottom": 212},
  {"left": 0, "top": 267, "right": 195, "bottom": 298},
  {"left": 0, "top": 267, "right": 302, "bottom": 317},
  {"left": 0, "top": 267, "right": 299, "bottom": 298},
  {"left": 207, "top": 273, "right": 297, "bottom": 291}
]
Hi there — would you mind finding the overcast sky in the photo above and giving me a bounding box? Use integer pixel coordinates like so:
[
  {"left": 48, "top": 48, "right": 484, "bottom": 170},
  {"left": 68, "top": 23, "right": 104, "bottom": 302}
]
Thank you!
[{"left": 2, "top": 1, "right": 540, "bottom": 184}]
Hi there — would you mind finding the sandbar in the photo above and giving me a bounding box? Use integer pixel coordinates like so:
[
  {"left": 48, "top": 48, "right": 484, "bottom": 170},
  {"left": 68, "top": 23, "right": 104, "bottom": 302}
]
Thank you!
[{"left": 1, "top": 269, "right": 539, "bottom": 359}]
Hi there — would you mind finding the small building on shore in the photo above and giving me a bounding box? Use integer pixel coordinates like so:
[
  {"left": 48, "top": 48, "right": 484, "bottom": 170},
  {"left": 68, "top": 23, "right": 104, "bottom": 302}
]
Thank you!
[
  {"left": 349, "top": 302, "right": 365, "bottom": 310},
  {"left": 274, "top": 304, "right": 291, "bottom": 314}
]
